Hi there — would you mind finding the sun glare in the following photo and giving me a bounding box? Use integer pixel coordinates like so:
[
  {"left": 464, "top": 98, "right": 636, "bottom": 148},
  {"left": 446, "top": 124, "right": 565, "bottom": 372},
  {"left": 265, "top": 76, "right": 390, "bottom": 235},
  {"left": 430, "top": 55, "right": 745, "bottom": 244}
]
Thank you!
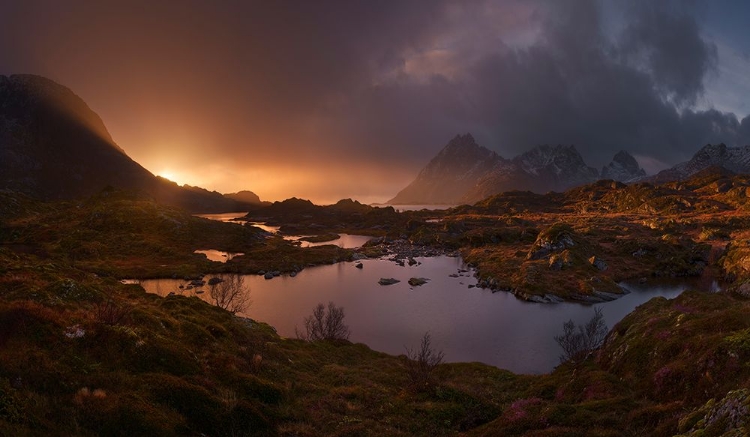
[{"left": 157, "top": 170, "right": 182, "bottom": 185}]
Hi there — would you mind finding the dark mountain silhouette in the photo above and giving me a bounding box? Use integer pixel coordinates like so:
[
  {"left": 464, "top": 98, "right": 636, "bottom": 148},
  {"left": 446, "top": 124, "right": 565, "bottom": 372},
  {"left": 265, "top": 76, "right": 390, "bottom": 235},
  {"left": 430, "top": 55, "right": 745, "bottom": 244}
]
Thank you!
[
  {"left": 387, "top": 134, "right": 507, "bottom": 204},
  {"left": 600, "top": 150, "right": 646, "bottom": 182},
  {"left": 224, "top": 190, "right": 265, "bottom": 206},
  {"left": 0, "top": 74, "right": 256, "bottom": 212}
]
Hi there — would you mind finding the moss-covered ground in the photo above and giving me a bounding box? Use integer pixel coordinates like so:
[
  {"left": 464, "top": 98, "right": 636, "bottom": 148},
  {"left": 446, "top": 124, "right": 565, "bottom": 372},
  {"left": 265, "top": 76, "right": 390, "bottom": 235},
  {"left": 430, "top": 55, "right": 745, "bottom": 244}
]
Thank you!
[{"left": 3, "top": 170, "right": 750, "bottom": 435}]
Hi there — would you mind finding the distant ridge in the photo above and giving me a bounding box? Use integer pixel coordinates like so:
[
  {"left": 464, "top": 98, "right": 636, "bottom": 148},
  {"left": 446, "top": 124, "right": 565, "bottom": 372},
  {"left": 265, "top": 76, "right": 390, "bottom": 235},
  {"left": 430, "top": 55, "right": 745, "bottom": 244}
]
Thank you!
[
  {"left": 0, "top": 74, "right": 259, "bottom": 212},
  {"left": 640, "top": 143, "right": 750, "bottom": 184},
  {"left": 224, "top": 190, "right": 265, "bottom": 206},
  {"left": 390, "top": 134, "right": 646, "bottom": 205}
]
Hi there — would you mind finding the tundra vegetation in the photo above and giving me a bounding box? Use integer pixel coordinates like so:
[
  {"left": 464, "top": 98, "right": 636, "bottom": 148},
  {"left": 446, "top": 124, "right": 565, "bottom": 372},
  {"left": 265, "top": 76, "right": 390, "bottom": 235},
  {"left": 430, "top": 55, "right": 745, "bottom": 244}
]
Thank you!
[{"left": 3, "top": 168, "right": 750, "bottom": 435}]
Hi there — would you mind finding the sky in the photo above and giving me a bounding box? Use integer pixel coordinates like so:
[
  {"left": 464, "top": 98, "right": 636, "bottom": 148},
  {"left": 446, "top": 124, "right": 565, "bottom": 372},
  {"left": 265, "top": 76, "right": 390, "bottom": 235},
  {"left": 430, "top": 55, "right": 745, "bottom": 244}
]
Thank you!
[{"left": 1, "top": 0, "right": 750, "bottom": 204}]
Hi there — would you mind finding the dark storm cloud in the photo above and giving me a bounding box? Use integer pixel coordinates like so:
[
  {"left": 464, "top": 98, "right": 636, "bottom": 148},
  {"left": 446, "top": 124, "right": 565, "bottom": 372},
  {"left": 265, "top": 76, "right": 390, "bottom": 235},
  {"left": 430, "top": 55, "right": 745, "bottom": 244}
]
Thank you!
[
  {"left": 319, "top": 0, "right": 750, "bottom": 170},
  {"left": 0, "top": 0, "right": 748, "bottom": 201},
  {"left": 619, "top": 0, "right": 718, "bottom": 106}
]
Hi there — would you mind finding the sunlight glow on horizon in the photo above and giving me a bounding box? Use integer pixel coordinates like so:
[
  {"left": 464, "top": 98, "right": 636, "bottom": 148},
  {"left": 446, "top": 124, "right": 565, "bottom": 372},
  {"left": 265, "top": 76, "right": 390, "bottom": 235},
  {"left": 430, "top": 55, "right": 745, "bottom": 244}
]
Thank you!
[
  {"left": 141, "top": 156, "right": 409, "bottom": 205},
  {"left": 156, "top": 169, "right": 187, "bottom": 186}
]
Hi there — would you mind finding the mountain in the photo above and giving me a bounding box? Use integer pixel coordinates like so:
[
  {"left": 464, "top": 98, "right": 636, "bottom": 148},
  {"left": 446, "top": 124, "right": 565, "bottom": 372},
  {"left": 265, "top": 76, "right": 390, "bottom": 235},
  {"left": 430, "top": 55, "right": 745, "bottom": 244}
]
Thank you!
[
  {"left": 0, "top": 74, "right": 252, "bottom": 212},
  {"left": 600, "top": 150, "right": 646, "bottom": 182},
  {"left": 460, "top": 144, "right": 599, "bottom": 204},
  {"left": 387, "top": 133, "right": 506, "bottom": 204},
  {"left": 224, "top": 190, "right": 264, "bottom": 205},
  {"left": 390, "top": 135, "right": 655, "bottom": 205},
  {"left": 643, "top": 143, "right": 750, "bottom": 184},
  {"left": 514, "top": 144, "right": 599, "bottom": 189}
]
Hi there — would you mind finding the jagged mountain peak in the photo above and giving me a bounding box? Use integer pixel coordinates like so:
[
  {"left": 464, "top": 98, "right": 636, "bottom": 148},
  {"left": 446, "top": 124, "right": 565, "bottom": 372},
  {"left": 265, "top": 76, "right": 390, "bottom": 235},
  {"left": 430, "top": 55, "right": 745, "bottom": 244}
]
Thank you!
[
  {"left": 434, "top": 133, "right": 492, "bottom": 161},
  {"left": 601, "top": 150, "right": 646, "bottom": 182},
  {"left": 444, "top": 133, "right": 477, "bottom": 149},
  {"left": 515, "top": 144, "right": 589, "bottom": 176},
  {"left": 693, "top": 143, "right": 728, "bottom": 159},
  {"left": 387, "top": 133, "right": 505, "bottom": 204},
  {"left": 643, "top": 143, "right": 750, "bottom": 184}
]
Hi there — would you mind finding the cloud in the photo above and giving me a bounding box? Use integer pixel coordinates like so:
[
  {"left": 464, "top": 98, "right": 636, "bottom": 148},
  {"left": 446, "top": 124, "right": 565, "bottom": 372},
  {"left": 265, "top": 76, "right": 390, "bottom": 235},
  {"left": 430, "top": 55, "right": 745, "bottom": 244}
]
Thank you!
[
  {"left": 310, "top": 0, "right": 750, "bottom": 170},
  {"left": 1, "top": 0, "right": 748, "bottom": 202}
]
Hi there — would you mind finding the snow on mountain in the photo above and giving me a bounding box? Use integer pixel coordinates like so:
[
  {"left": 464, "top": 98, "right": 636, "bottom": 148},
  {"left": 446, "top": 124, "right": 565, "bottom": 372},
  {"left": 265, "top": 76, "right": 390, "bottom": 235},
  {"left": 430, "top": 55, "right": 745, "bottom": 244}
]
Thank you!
[
  {"left": 514, "top": 144, "right": 599, "bottom": 187},
  {"left": 392, "top": 136, "right": 607, "bottom": 205},
  {"left": 643, "top": 144, "right": 750, "bottom": 184},
  {"left": 601, "top": 150, "right": 646, "bottom": 182}
]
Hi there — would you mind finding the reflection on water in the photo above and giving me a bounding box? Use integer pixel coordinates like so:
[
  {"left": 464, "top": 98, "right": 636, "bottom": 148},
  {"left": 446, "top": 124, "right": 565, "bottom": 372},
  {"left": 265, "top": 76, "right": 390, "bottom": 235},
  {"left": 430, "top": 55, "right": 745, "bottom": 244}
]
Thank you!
[
  {"left": 194, "top": 212, "right": 248, "bottom": 224},
  {"left": 136, "top": 257, "right": 716, "bottom": 374},
  {"left": 193, "top": 249, "right": 244, "bottom": 263},
  {"left": 247, "top": 222, "right": 281, "bottom": 233},
  {"left": 194, "top": 212, "right": 282, "bottom": 234},
  {"left": 376, "top": 204, "right": 457, "bottom": 212},
  {"left": 284, "top": 233, "right": 372, "bottom": 248}
]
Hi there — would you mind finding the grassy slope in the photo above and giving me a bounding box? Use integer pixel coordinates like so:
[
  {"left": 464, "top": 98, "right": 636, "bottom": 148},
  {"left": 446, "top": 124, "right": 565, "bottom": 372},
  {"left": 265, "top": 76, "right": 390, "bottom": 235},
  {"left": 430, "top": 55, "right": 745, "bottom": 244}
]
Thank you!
[
  {"left": 2, "top": 185, "right": 750, "bottom": 435},
  {"left": 0, "top": 248, "right": 523, "bottom": 436}
]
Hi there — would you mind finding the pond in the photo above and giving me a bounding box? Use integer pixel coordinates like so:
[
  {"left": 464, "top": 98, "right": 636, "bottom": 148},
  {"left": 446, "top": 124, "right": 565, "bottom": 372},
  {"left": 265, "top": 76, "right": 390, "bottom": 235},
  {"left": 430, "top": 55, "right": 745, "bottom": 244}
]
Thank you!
[
  {"left": 193, "top": 250, "right": 244, "bottom": 263},
  {"left": 194, "top": 212, "right": 248, "bottom": 224},
  {"left": 284, "top": 234, "right": 373, "bottom": 248},
  {"left": 195, "top": 213, "right": 369, "bottom": 247},
  {"left": 135, "top": 256, "right": 717, "bottom": 374}
]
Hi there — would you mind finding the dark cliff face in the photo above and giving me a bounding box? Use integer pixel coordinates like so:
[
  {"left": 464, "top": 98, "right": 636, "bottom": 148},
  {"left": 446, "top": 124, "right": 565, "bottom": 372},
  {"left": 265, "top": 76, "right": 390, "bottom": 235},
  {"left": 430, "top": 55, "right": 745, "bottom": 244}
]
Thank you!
[{"left": 0, "top": 74, "right": 248, "bottom": 212}]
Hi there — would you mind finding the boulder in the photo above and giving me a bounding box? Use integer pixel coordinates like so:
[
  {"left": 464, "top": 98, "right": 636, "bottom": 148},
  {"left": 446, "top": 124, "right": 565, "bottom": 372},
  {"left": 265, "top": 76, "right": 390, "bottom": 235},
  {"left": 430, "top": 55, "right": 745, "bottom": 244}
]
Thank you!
[
  {"left": 408, "top": 277, "right": 428, "bottom": 286},
  {"left": 527, "top": 223, "right": 576, "bottom": 260},
  {"left": 588, "top": 256, "right": 608, "bottom": 271},
  {"left": 207, "top": 277, "right": 223, "bottom": 285},
  {"left": 264, "top": 272, "right": 274, "bottom": 280},
  {"left": 378, "top": 278, "right": 400, "bottom": 286}
]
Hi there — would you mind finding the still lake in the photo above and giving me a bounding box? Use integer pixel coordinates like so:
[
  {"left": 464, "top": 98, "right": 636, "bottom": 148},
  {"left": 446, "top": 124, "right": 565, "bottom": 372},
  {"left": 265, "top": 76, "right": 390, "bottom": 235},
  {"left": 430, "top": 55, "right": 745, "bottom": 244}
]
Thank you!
[{"left": 135, "top": 256, "right": 717, "bottom": 374}]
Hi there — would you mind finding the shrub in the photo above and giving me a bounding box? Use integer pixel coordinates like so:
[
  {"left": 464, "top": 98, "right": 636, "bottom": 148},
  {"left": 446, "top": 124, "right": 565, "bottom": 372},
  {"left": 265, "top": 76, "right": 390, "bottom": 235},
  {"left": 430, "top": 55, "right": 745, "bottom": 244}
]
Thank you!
[
  {"left": 209, "top": 275, "right": 250, "bottom": 315},
  {"left": 405, "top": 332, "right": 444, "bottom": 392},
  {"left": 297, "top": 301, "right": 350, "bottom": 341},
  {"left": 94, "top": 299, "right": 132, "bottom": 326},
  {"left": 554, "top": 307, "right": 608, "bottom": 364}
]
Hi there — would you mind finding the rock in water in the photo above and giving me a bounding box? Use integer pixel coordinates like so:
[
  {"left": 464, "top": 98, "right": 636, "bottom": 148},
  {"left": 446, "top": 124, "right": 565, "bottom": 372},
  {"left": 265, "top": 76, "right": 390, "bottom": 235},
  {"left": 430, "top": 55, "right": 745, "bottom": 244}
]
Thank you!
[
  {"left": 408, "top": 277, "right": 428, "bottom": 286},
  {"left": 378, "top": 278, "right": 400, "bottom": 286}
]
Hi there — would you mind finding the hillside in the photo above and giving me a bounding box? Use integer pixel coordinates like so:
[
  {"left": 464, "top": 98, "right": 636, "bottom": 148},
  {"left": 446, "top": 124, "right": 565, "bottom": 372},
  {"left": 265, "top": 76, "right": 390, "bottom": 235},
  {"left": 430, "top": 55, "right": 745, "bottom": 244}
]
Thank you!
[
  {"left": 2, "top": 189, "right": 750, "bottom": 435},
  {"left": 0, "top": 74, "right": 254, "bottom": 213}
]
